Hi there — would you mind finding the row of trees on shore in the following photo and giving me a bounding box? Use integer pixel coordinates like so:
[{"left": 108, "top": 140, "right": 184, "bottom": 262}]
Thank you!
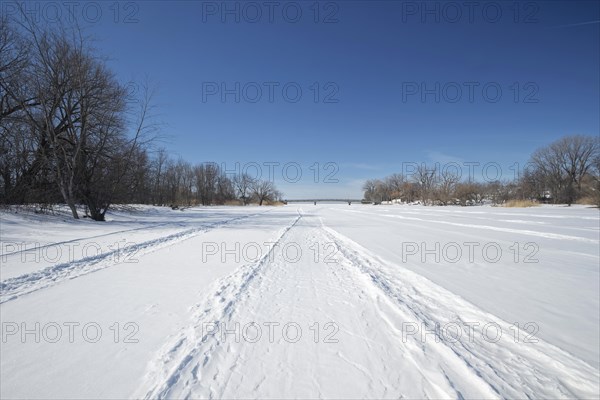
[
  {"left": 119, "top": 153, "right": 283, "bottom": 208},
  {"left": 0, "top": 16, "right": 281, "bottom": 220},
  {"left": 363, "top": 135, "right": 600, "bottom": 207}
]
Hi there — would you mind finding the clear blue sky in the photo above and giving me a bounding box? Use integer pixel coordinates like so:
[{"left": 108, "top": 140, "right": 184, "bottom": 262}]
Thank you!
[{"left": 12, "top": 0, "right": 598, "bottom": 198}]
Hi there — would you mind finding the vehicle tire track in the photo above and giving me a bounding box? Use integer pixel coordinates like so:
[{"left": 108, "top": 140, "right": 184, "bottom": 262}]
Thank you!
[
  {"left": 135, "top": 211, "right": 598, "bottom": 399},
  {"left": 321, "top": 223, "right": 600, "bottom": 398},
  {"left": 338, "top": 209, "right": 599, "bottom": 244},
  {"left": 133, "top": 210, "right": 303, "bottom": 399},
  {"left": 0, "top": 220, "right": 182, "bottom": 258},
  {"left": 136, "top": 213, "right": 492, "bottom": 399},
  {"left": 0, "top": 210, "right": 273, "bottom": 304}
]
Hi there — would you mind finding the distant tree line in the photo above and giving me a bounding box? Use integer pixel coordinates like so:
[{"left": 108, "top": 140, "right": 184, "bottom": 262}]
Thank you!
[
  {"left": 129, "top": 154, "right": 283, "bottom": 208},
  {"left": 363, "top": 135, "right": 600, "bottom": 207},
  {"left": 0, "top": 16, "right": 281, "bottom": 220}
]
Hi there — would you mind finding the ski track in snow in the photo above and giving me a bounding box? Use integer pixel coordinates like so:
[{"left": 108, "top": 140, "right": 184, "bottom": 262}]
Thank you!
[
  {"left": 0, "top": 219, "right": 182, "bottom": 258},
  {"left": 320, "top": 225, "right": 599, "bottom": 399},
  {"left": 0, "top": 210, "right": 271, "bottom": 304},
  {"left": 340, "top": 209, "right": 599, "bottom": 243},
  {"left": 133, "top": 210, "right": 303, "bottom": 399},
  {"left": 133, "top": 210, "right": 599, "bottom": 399}
]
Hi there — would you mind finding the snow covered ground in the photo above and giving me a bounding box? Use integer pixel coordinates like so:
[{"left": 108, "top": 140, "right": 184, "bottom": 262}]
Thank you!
[{"left": 1, "top": 204, "right": 598, "bottom": 399}]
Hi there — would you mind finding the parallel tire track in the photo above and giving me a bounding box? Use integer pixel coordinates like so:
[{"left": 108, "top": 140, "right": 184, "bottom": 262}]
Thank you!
[
  {"left": 0, "top": 211, "right": 271, "bottom": 304},
  {"left": 134, "top": 211, "right": 303, "bottom": 399},
  {"left": 321, "top": 224, "right": 600, "bottom": 399},
  {"left": 0, "top": 220, "right": 178, "bottom": 258}
]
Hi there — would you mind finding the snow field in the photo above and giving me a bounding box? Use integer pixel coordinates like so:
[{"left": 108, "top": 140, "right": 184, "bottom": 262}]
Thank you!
[{"left": 1, "top": 204, "right": 598, "bottom": 398}]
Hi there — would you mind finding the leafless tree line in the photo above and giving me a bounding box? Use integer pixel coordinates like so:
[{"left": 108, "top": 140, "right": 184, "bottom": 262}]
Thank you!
[
  {"left": 363, "top": 135, "right": 600, "bottom": 207},
  {"left": 0, "top": 16, "right": 282, "bottom": 219},
  {"left": 527, "top": 135, "right": 599, "bottom": 205},
  {"left": 141, "top": 153, "right": 282, "bottom": 208}
]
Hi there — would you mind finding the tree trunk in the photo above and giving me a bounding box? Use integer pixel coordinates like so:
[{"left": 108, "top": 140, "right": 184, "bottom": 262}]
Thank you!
[
  {"left": 57, "top": 180, "right": 79, "bottom": 218},
  {"left": 67, "top": 201, "right": 79, "bottom": 219}
]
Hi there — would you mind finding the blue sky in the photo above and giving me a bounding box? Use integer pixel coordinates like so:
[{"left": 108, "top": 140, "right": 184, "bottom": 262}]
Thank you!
[{"left": 10, "top": 1, "right": 598, "bottom": 198}]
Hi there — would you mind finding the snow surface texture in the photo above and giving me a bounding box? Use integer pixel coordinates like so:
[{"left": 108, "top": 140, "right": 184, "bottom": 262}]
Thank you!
[{"left": 1, "top": 204, "right": 598, "bottom": 399}]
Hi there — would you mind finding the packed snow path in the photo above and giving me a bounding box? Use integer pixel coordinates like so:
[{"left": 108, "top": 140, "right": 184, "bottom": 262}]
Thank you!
[
  {"left": 136, "top": 210, "right": 598, "bottom": 399},
  {"left": 1, "top": 205, "right": 598, "bottom": 398}
]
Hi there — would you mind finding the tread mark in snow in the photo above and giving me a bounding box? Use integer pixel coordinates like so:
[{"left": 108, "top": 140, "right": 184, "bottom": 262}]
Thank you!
[
  {"left": 0, "top": 210, "right": 273, "bottom": 303},
  {"left": 135, "top": 211, "right": 303, "bottom": 399},
  {"left": 320, "top": 224, "right": 599, "bottom": 399}
]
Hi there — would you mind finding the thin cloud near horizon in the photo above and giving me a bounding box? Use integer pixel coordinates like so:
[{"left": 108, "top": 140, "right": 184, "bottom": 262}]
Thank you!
[{"left": 550, "top": 20, "right": 600, "bottom": 29}]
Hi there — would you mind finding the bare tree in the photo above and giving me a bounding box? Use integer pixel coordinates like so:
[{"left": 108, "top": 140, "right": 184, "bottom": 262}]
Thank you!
[
  {"left": 385, "top": 173, "right": 404, "bottom": 201},
  {"left": 149, "top": 148, "right": 169, "bottom": 205},
  {"left": 20, "top": 24, "right": 104, "bottom": 218},
  {"left": 0, "top": 15, "right": 35, "bottom": 121},
  {"left": 251, "top": 179, "right": 277, "bottom": 206},
  {"left": 0, "top": 16, "right": 48, "bottom": 204},
  {"left": 362, "top": 179, "right": 377, "bottom": 202},
  {"left": 530, "top": 135, "right": 599, "bottom": 204},
  {"left": 215, "top": 172, "right": 235, "bottom": 204},
  {"left": 194, "top": 163, "right": 219, "bottom": 205},
  {"left": 436, "top": 169, "right": 459, "bottom": 205},
  {"left": 0, "top": 13, "right": 160, "bottom": 219},
  {"left": 415, "top": 165, "right": 437, "bottom": 205},
  {"left": 233, "top": 173, "right": 254, "bottom": 205}
]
